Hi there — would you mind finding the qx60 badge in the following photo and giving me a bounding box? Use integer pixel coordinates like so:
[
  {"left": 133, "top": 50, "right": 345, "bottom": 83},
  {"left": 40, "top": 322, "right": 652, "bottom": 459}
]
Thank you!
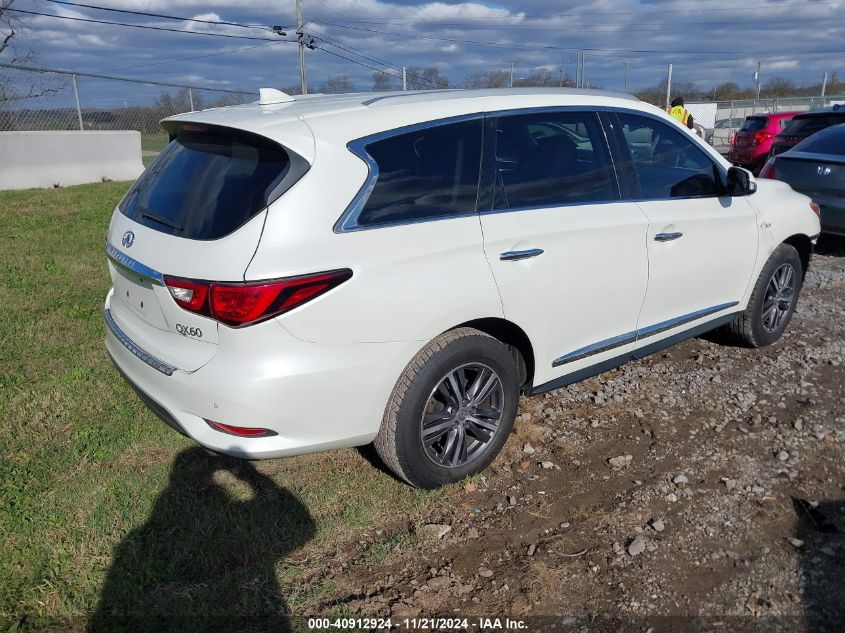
[{"left": 121, "top": 231, "right": 135, "bottom": 248}]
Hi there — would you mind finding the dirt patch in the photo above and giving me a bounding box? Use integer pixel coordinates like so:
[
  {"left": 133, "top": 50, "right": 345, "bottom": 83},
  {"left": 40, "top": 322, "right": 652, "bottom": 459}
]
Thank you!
[{"left": 314, "top": 241, "right": 845, "bottom": 629}]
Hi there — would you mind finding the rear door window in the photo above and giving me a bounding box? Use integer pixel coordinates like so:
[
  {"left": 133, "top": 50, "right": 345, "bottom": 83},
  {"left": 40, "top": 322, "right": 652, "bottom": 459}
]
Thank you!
[
  {"left": 491, "top": 111, "right": 618, "bottom": 209},
  {"left": 120, "top": 126, "right": 291, "bottom": 240},
  {"left": 616, "top": 113, "right": 721, "bottom": 200},
  {"left": 355, "top": 119, "right": 483, "bottom": 227}
]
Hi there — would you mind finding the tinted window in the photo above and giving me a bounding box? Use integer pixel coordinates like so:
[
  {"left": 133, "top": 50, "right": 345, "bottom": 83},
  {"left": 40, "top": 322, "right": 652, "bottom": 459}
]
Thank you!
[
  {"left": 741, "top": 116, "right": 768, "bottom": 132},
  {"left": 617, "top": 113, "right": 720, "bottom": 199},
  {"left": 782, "top": 113, "right": 845, "bottom": 136},
  {"left": 492, "top": 111, "right": 617, "bottom": 209},
  {"left": 357, "top": 119, "right": 482, "bottom": 226},
  {"left": 120, "top": 128, "right": 290, "bottom": 240},
  {"left": 793, "top": 124, "right": 845, "bottom": 156}
]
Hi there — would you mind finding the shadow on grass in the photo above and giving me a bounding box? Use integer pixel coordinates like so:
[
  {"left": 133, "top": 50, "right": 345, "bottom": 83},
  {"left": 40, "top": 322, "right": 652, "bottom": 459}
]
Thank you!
[{"left": 90, "top": 447, "right": 315, "bottom": 632}]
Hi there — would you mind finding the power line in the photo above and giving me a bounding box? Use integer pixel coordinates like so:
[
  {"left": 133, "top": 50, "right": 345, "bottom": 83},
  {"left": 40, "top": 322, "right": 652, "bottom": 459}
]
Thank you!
[
  {"left": 0, "top": 61, "right": 254, "bottom": 94},
  {"left": 303, "top": 28, "right": 442, "bottom": 88},
  {"left": 42, "top": 0, "right": 277, "bottom": 32},
  {"left": 312, "top": 40, "right": 441, "bottom": 89},
  {"left": 8, "top": 8, "right": 290, "bottom": 42},
  {"left": 314, "top": 46, "right": 405, "bottom": 82},
  {"left": 312, "top": 20, "right": 845, "bottom": 57}
]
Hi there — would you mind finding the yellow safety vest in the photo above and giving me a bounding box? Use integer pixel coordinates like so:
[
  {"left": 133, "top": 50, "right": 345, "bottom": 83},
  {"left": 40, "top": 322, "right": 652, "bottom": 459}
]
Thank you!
[{"left": 669, "top": 105, "right": 690, "bottom": 125}]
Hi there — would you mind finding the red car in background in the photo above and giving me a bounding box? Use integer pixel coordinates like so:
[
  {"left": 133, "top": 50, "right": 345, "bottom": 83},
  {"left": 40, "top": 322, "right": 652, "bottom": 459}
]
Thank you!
[{"left": 728, "top": 111, "right": 799, "bottom": 174}]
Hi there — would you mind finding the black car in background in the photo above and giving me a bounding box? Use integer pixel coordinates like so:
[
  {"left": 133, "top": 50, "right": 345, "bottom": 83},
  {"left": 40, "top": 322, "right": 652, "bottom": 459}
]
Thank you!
[
  {"left": 770, "top": 106, "right": 845, "bottom": 157},
  {"left": 760, "top": 123, "right": 845, "bottom": 236}
]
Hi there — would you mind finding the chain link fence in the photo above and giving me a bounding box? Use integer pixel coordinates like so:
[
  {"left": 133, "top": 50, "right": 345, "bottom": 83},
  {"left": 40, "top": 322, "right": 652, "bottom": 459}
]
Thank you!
[
  {"left": 0, "top": 63, "right": 254, "bottom": 160},
  {"left": 689, "top": 95, "right": 845, "bottom": 152},
  {"left": 3, "top": 63, "right": 844, "bottom": 162}
]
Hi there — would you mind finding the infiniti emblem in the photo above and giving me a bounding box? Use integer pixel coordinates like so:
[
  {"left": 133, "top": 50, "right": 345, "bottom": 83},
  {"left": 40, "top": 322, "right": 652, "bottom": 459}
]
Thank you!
[
  {"left": 817, "top": 166, "right": 832, "bottom": 176},
  {"left": 121, "top": 230, "right": 135, "bottom": 248}
]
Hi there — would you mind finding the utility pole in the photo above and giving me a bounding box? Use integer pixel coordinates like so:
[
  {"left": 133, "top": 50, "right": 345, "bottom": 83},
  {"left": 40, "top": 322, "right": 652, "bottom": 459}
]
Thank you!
[
  {"left": 558, "top": 59, "right": 565, "bottom": 87},
  {"left": 71, "top": 73, "right": 83, "bottom": 131},
  {"left": 754, "top": 61, "right": 761, "bottom": 100},
  {"left": 505, "top": 59, "right": 518, "bottom": 88},
  {"left": 821, "top": 71, "right": 828, "bottom": 97},
  {"left": 665, "top": 63, "right": 673, "bottom": 110},
  {"left": 296, "top": 0, "right": 307, "bottom": 95},
  {"left": 402, "top": 66, "right": 407, "bottom": 91},
  {"left": 581, "top": 53, "right": 587, "bottom": 88},
  {"left": 624, "top": 61, "right": 630, "bottom": 92}
]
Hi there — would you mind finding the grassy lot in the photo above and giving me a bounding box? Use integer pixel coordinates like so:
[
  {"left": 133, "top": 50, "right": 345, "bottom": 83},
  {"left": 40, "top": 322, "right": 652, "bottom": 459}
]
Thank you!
[
  {"left": 0, "top": 183, "right": 448, "bottom": 629},
  {"left": 140, "top": 133, "right": 168, "bottom": 154}
]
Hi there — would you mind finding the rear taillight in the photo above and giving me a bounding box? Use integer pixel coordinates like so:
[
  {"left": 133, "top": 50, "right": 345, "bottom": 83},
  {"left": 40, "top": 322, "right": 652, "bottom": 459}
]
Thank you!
[
  {"left": 165, "top": 277, "right": 209, "bottom": 312},
  {"left": 810, "top": 202, "right": 821, "bottom": 217},
  {"left": 164, "top": 269, "right": 352, "bottom": 327},
  {"left": 205, "top": 420, "right": 277, "bottom": 437},
  {"left": 752, "top": 131, "right": 771, "bottom": 147},
  {"left": 729, "top": 132, "right": 737, "bottom": 146},
  {"left": 758, "top": 159, "right": 777, "bottom": 179}
]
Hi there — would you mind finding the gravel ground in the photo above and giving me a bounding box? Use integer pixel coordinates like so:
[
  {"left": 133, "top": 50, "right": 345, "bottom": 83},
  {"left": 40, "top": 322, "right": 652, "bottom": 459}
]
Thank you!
[{"left": 313, "top": 240, "right": 845, "bottom": 631}]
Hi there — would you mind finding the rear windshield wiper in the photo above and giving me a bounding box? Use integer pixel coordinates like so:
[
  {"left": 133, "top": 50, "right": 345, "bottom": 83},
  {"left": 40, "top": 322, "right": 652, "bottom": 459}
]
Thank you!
[{"left": 139, "top": 207, "right": 183, "bottom": 231}]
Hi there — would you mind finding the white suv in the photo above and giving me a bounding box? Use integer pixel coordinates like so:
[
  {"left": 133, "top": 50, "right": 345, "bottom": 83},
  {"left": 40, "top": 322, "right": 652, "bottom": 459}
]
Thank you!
[{"left": 104, "top": 88, "right": 820, "bottom": 488}]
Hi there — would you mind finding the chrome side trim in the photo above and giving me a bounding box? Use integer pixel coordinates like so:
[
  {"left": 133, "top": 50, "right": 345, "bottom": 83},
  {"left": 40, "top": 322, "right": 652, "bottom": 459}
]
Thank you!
[
  {"left": 104, "top": 309, "right": 176, "bottom": 376},
  {"left": 500, "top": 248, "right": 544, "bottom": 261},
  {"left": 106, "top": 243, "right": 164, "bottom": 285},
  {"left": 636, "top": 301, "right": 739, "bottom": 339},
  {"left": 551, "top": 301, "right": 740, "bottom": 367},
  {"left": 552, "top": 330, "right": 637, "bottom": 367}
]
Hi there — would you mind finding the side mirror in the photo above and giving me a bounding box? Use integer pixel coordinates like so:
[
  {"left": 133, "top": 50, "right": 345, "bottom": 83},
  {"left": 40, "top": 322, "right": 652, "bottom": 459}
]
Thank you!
[{"left": 726, "top": 166, "right": 757, "bottom": 196}]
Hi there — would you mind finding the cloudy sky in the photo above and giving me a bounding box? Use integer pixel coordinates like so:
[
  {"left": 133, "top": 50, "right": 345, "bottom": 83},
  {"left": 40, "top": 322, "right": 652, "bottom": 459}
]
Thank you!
[{"left": 4, "top": 0, "right": 845, "bottom": 104}]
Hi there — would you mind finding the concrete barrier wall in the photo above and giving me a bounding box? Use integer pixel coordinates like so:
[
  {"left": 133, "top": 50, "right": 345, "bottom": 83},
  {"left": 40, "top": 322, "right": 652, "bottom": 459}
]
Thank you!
[{"left": 0, "top": 130, "right": 144, "bottom": 190}]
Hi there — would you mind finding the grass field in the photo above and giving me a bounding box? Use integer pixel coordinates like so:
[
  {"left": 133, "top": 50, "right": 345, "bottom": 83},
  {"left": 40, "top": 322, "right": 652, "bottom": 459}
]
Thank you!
[{"left": 0, "top": 183, "right": 449, "bottom": 629}]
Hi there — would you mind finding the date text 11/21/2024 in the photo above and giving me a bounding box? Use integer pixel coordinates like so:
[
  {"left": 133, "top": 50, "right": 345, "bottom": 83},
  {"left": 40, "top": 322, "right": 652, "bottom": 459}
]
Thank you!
[{"left": 307, "top": 617, "right": 528, "bottom": 630}]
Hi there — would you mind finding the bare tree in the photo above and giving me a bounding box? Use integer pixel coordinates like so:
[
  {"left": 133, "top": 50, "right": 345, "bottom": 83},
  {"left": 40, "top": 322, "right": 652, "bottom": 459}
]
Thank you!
[
  {"left": 761, "top": 77, "right": 797, "bottom": 98},
  {"left": 463, "top": 70, "right": 510, "bottom": 89},
  {"left": 372, "top": 70, "right": 398, "bottom": 92},
  {"left": 320, "top": 74, "right": 354, "bottom": 94},
  {"left": 405, "top": 67, "right": 449, "bottom": 90},
  {"left": 514, "top": 68, "right": 573, "bottom": 88},
  {"left": 1, "top": 0, "right": 22, "bottom": 61}
]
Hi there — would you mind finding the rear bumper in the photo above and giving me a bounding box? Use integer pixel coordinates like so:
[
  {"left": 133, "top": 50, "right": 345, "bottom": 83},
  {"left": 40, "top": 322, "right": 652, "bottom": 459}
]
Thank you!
[
  {"left": 104, "top": 291, "right": 416, "bottom": 459},
  {"left": 728, "top": 148, "right": 765, "bottom": 168}
]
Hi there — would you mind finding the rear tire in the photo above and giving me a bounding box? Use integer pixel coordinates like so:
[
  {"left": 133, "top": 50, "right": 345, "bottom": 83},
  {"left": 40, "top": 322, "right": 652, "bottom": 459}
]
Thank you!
[
  {"left": 727, "top": 243, "right": 803, "bottom": 347},
  {"left": 374, "top": 328, "right": 519, "bottom": 489}
]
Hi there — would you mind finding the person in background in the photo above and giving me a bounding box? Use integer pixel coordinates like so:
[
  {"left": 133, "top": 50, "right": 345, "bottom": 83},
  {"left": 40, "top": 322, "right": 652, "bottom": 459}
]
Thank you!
[{"left": 668, "top": 96, "right": 695, "bottom": 130}]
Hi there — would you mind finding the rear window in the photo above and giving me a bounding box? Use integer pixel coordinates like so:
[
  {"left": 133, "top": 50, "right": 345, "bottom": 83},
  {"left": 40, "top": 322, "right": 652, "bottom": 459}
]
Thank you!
[
  {"left": 740, "top": 116, "right": 768, "bottom": 132},
  {"left": 782, "top": 113, "right": 845, "bottom": 137},
  {"left": 793, "top": 124, "right": 845, "bottom": 156},
  {"left": 120, "top": 127, "right": 291, "bottom": 240}
]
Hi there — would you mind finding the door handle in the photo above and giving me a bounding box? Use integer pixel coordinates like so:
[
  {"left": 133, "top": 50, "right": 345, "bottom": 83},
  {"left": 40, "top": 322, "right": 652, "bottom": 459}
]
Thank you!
[
  {"left": 654, "top": 232, "right": 683, "bottom": 242},
  {"left": 500, "top": 248, "right": 544, "bottom": 261}
]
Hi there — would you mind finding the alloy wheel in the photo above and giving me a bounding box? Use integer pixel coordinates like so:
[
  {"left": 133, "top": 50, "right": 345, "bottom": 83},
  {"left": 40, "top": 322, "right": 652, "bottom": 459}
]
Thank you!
[
  {"left": 420, "top": 363, "right": 505, "bottom": 468},
  {"left": 761, "top": 263, "right": 795, "bottom": 333}
]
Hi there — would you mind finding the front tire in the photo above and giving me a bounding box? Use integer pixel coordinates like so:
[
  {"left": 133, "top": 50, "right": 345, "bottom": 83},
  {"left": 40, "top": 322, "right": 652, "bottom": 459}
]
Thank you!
[
  {"left": 728, "top": 243, "right": 803, "bottom": 347},
  {"left": 374, "top": 328, "right": 520, "bottom": 489}
]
